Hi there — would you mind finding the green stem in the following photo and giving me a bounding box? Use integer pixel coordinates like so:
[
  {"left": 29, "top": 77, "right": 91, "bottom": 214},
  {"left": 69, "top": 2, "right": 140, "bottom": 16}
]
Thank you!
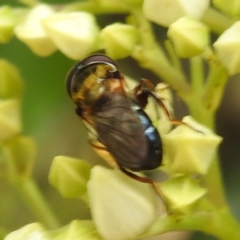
[
  {"left": 201, "top": 7, "right": 233, "bottom": 34},
  {"left": 202, "top": 63, "right": 228, "bottom": 113},
  {"left": 2, "top": 139, "right": 60, "bottom": 229},
  {"left": 141, "top": 208, "right": 240, "bottom": 240},
  {"left": 188, "top": 103, "right": 214, "bottom": 129},
  {"left": 186, "top": 78, "right": 227, "bottom": 209},
  {"left": 190, "top": 56, "right": 204, "bottom": 98},
  {"left": 185, "top": 56, "right": 214, "bottom": 125},
  {"left": 61, "top": 0, "right": 129, "bottom": 14},
  {"left": 204, "top": 154, "right": 227, "bottom": 208},
  {"left": 186, "top": 60, "right": 229, "bottom": 208},
  {"left": 130, "top": 8, "right": 191, "bottom": 96},
  {"left": 186, "top": 103, "right": 227, "bottom": 210},
  {"left": 13, "top": 177, "right": 60, "bottom": 229},
  {"left": 164, "top": 40, "right": 182, "bottom": 73}
]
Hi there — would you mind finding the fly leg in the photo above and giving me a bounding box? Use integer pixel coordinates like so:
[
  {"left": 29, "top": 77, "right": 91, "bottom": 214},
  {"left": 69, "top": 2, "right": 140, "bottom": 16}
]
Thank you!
[
  {"left": 90, "top": 138, "right": 166, "bottom": 202},
  {"left": 89, "top": 139, "right": 120, "bottom": 169},
  {"left": 119, "top": 166, "right": 168, "bottom": 207},
  {"left": 89, "top": 139, "right": 107, "bottom": 150},
  {"left": 132, "top": 78, "right": 200, "bottom": 131}
]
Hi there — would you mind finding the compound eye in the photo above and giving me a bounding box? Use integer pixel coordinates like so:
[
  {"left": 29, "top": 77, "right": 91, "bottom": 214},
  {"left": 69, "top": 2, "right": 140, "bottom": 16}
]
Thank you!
[
  {"left": 66, "top": 62, "right": 83, "bottom": 97},
  {"left": 81, "top": 54, "right": 118, "bottom": 68},
  {"left": 66, "top": 62, "right": 97, "bottom": 98},
  {"left": 66, "top": 54, "right": 118, "bottom": 97}
]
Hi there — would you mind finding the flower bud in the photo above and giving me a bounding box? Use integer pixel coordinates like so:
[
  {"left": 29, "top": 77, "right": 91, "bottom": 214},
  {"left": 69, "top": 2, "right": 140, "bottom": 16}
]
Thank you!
[
  {"left": 0, "top": 99, "right": 21, "bottom": 142},
  {"left": 213, "top": 0, "right": 240, "bottom": 17},
  {"left": 54, "top": 220, "right": 101, "bottom": 240},
  {"left": 42, "top": 12, "right": 100, "bottom": 60},
  {"left": 49, "top": 156, "right": 91, "bottom": 202},
  {"left": 2, "top": 136, "right": 36, "bottom": 179},
  {"left": 143, "top": 0, "right": 210, "bottom": 27},
  {"left": 120, "top": 0, "right": 143, "bottom": 6},
  {"left": 162, "top": 116, "right": 222, "bottom": 175},
  {"left": 160, "top": 175, "right": 207, "bottom": 214},
  {"left": 0, "top": 6, "right": 16, "bottom": 43},
  {"left": 0, "top": 60, "right": 23, "bottom": 99},
  {"left": 14, "top": 4, "right": 56, "bottom": 57},
  {"left": 213, "top": 21, "right": 240, "bottom": 75},
  {"left": 168, "top": 17, "right": 209, "bottom": 58},
  {"left": 88, "top": 166, "right": 156, "bottom": 240},
  {"left": 4, "top": 223, "right": 47, "bottom": 240},
  {"left": 100, "top": 23, "right": 138, "bottom": 59}
]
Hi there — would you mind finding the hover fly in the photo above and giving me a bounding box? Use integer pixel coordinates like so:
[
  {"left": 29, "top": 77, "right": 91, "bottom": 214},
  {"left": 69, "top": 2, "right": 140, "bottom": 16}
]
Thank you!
[{"left": 66, "top": 54, "right": 179, "bottom": 196}]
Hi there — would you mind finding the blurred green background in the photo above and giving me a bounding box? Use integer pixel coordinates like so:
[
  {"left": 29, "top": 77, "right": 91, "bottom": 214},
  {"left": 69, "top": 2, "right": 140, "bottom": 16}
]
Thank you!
[{"left": 1, "top": 1, "right": 240, "bottom": 239}]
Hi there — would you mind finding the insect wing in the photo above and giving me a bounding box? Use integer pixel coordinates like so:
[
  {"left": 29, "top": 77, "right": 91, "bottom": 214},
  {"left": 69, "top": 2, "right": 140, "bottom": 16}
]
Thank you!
[{"left": 91, "top": 92, "right": 149, "bottom": 171}]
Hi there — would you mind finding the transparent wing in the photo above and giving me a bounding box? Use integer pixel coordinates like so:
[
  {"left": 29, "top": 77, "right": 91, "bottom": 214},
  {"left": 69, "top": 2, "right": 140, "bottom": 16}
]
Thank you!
[{"left": 90, "top": 93, "right": 148, "bottom": 171}]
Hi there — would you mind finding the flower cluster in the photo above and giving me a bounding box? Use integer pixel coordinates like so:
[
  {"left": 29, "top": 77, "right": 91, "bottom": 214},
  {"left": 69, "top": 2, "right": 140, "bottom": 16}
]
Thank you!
[
  {"left": 1, "top": 0, "right": 240, "bottom": 74},
  {"left": 1, "top": 0, "right": 240, "bottom": 239}
]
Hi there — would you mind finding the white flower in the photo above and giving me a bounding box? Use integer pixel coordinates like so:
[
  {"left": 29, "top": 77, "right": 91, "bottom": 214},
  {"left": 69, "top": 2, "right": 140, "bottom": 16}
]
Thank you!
[
  {"left": 162, "top": 116, "right": 222, "bottom": 175},
  {"left": 160, "top": 175, "right": 207, "bottom": 214},
  {"left": 14, "top": 4, "right": 56, "bottom": 56},
  {"left": 42, "top": 12, "right": 100, "bottom": 60},
  {"left": 213, "top": 21, "right": 240, "bottom": 75},
  {"left": 4, "top": 223, "right": 48, "bottom": 240},
  {"left": 143, "top": 0, "right": 210, "bottom": 27},
  {"left": 100, "top": 23, "right": 138, "bottom": 59},
  {"left": 88, "top": 166, "right": 157, "bottom": 240},
  {"left": 168, "top": 16, "right": 209, "bottom": 58},
  {"left": 0, "top": 99, "right": 21, "bottom": 142}
]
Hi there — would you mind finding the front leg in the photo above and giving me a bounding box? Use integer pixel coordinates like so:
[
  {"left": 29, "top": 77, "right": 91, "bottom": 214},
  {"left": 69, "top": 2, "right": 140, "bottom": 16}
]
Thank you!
[
  {"left": 89, "top": 137, "right": 119, "bottom": 169},
  {"left": 132, "top": 78, "right": 171, "bottom": 116},
  {"left": 119, "top": 166, "right": 167, "bottom": 208},
  {"left": 132, "top": 79, "right": 200, "bottom": 130}
]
